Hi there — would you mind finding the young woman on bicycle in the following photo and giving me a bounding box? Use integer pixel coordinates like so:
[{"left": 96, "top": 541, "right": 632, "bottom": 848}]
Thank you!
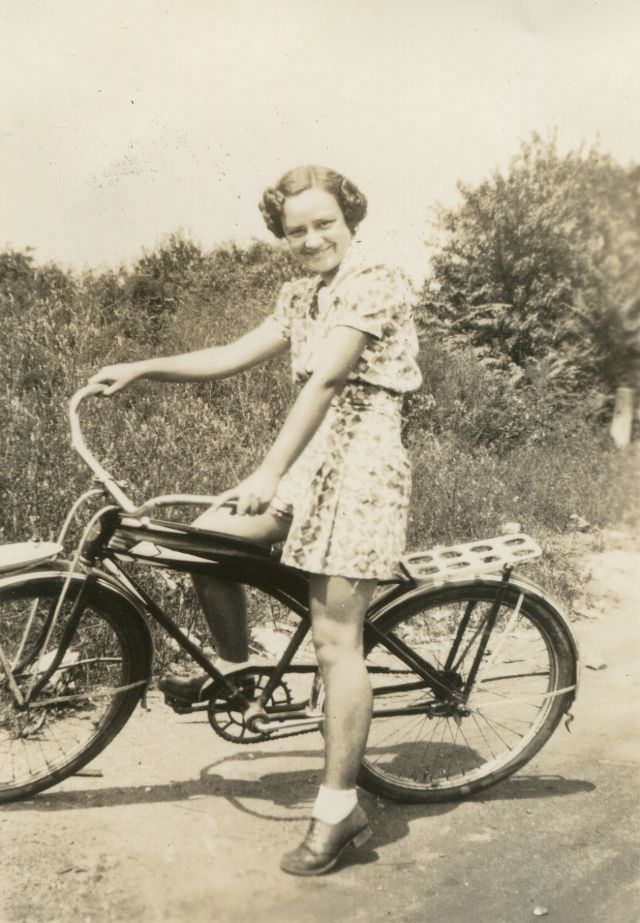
[{"left": 90, "top": 165, "right": 422, "bottom": 875}]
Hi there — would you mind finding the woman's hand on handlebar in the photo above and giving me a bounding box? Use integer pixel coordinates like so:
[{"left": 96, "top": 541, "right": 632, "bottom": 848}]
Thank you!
[{"left": 88, "top": 361, "right": 148, "bottom": 395}]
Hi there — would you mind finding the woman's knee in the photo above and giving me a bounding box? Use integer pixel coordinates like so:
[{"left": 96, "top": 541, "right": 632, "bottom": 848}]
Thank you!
[
  {"left": 310, "top": 575, "right": 376, "bottom": 669},
  {"left": 312, "top": 629, "right": 363, "bottom": 672},
  {"left": 193, "top": 506, "right": 290, "bottom": 545}
]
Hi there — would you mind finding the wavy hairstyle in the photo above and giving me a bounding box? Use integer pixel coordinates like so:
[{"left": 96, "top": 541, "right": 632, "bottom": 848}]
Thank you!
[{"left": 259, "top": 165, "right": 368, "bottom": 239}]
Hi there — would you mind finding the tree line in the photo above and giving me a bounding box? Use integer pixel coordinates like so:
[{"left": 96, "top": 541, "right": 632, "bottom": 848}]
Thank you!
[{"left": 1, "top": 133, "right": 638, "bottom": 547}]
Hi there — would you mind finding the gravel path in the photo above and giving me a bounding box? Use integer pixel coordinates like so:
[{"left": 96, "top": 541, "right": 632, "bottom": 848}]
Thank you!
[{"left": 1, "top": 542, "right": 638, "bottom": 923}]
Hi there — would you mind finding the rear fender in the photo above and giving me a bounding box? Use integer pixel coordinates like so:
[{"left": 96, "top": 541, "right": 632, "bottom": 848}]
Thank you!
[
  {"left": 478, "top": 572, "right": 580, "bottom": 676},
  {"left": 366, "top": 573, "right": 579, "bottom": 707}
]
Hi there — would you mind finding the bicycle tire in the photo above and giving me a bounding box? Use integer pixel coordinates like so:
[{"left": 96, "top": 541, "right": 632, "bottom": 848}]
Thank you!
[
  {"left": 0, "top": 573, "right": 150, "bottom": 803},
  {"left": 358, "top": 581, "right": 577, "bottom": 803}
]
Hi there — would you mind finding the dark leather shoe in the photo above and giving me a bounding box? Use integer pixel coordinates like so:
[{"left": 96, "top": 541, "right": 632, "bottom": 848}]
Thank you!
[
  {"left": 159, "top": 669, "right": 257, "bottom": 713},
  {"left": 158, "top": 672, "right": 213, "bottom": 704},
  {"left": 280, "top": 804, "right": 372, "bottom": 876}
]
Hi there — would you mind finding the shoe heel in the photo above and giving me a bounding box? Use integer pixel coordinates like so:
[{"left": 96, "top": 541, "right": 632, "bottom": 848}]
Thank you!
[{"left": 351, "top": 825, "right": 373, "bottom": 849}]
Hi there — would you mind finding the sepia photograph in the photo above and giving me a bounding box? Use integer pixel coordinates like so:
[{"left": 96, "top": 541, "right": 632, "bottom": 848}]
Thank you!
[{"left": 1, "top": 2, "right": 638, "bottom": 921}]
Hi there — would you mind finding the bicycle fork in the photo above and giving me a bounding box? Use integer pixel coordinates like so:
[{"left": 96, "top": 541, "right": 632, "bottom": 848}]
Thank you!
[{"left": 3, "top": 573, "right": 99, "bottom": 707}]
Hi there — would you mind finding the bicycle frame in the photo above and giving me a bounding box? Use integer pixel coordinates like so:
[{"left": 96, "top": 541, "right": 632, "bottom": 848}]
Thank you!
[
  {"left": 10, "top": 494, "right": 476, "bottom": 730},
  {"left": 3, "top": 384, "right": 577, "bottom": 728},
  {"left": 0, "top": 384, "right": 585, "bottom": 809},
  {"left": 84, "top": 507, "right": 457, "bottom": 721}
]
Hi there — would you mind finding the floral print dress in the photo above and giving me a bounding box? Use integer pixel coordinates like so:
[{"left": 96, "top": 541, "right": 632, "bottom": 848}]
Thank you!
[{"left": 269, "top": 245, "right": 422, "bottom": 580}]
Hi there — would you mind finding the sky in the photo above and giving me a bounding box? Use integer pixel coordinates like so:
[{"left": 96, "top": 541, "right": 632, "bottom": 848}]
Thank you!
[{"left": 1, "top": 0, "right": 638, "bottom": 279}]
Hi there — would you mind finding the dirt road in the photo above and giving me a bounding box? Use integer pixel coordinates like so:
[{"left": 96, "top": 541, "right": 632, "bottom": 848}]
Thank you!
[{"left": 1, "top": 541, "right": 639, "bottom": 923}]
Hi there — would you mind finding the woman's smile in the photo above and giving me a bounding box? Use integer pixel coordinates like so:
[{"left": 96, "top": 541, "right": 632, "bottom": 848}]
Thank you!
[{"left": 282, "top": 188, "right": 353, "bottom": 280}]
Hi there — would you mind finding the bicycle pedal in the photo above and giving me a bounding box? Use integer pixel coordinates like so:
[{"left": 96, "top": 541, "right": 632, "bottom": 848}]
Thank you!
[{"left": 162, "top": 693, "right": 195, "bottom": 715}]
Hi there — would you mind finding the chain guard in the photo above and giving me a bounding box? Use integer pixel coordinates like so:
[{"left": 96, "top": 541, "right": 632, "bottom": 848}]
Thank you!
[{"left": 207, "top": 667, "right": 301, "bottom": 744}]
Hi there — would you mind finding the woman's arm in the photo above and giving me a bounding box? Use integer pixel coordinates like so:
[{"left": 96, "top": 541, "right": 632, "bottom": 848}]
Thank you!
[
  {"left": 215, "top": 325, "right": 369, "bottom": 515},
  {"left": 89, "top": 317, "right": 288, "bottom": 394}
]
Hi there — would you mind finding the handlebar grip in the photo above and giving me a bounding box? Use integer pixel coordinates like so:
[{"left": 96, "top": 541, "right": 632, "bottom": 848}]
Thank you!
[
  {"left": 69, "top": 382, "right": 108, "bottom": 407},
  {"left": 84, "top": 383, "right": 109, "bottom": 397}
]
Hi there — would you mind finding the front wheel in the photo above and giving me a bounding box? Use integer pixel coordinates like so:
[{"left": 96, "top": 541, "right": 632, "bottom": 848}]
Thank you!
[
  {"left": 0, "top": 573, "right": 150, "bottom": 803},
  {"left": 359, "top": 581, "right": 577, "bottom": 802}
]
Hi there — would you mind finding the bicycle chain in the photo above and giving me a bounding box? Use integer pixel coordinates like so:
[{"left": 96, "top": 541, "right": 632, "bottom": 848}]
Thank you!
[
  {"left": 207, "top": 667, "right": 320, "bottom": 744},
  {"left": 214, "top": 718, "right": 319, "bottom": 745}
]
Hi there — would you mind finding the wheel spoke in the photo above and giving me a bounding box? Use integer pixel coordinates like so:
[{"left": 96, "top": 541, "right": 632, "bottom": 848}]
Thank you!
[
  {"left": 0, "top": 576, "right": 142, "bottom": 802},
  {"left": 360, "top": 585, "right": 575, "bottom": 800}
]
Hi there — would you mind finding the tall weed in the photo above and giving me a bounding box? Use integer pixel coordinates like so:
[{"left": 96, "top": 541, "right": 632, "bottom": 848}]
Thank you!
[{"left": 2, "top": 239, "right": 637, "bottom": 623}]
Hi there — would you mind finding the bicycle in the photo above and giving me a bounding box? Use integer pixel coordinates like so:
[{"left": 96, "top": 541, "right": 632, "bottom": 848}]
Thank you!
[{"left": 0, "top": 385, "right": 579, "bottom": 805}]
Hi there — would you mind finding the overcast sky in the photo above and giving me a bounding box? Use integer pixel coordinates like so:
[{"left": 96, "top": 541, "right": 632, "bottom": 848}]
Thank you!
[{"left": 1, "top": 0, "right": 638, "bottom": 279}]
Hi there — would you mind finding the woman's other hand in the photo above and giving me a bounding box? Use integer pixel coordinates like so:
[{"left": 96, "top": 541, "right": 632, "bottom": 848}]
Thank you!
[
  {"left": 214, "top": 466, "right": 281, "bottom": 516},
  {"left": 88, "top": 361, "right": 148, "bottom": 395}
]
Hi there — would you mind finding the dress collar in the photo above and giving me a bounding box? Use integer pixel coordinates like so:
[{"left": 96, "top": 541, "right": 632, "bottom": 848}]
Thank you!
[{"left": 316, "top": 239, "right": 379, "bottom": 296}]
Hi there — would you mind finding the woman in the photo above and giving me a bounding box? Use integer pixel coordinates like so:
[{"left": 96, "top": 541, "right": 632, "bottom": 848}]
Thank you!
[{"left": 90, "top": 165, "right": 422, "bottom": 875}]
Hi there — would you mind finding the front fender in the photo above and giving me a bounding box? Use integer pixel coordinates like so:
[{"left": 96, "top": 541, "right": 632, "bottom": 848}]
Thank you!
[{"left": 0, "top": 564, "right": 154, "bottom": 680}]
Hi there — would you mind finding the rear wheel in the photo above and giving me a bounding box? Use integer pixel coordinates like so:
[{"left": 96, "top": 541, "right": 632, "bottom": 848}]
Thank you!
[
  {"left": 0, "top": 574, "right": 149, "bottom": 803},
  {"left": 359, "top": 583, "right": 577, "bottom": 802}
]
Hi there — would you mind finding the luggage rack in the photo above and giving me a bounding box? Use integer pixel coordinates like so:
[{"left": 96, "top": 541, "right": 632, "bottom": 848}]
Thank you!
[{"left": 401, "top": 532, "right": 542, "bottom": 585}]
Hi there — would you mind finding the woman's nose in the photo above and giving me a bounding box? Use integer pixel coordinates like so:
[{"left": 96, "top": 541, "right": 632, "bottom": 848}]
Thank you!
[{"left": 303, "top": 229, "right": 323, "bottom": 249}]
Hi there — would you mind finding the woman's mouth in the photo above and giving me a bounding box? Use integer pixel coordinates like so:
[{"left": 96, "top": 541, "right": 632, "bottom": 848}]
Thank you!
[{"left": 303, "top": 247, "right": 332, "bottom": 257}]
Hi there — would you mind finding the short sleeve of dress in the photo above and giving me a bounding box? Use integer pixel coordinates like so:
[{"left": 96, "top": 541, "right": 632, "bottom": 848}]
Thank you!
[
  {"left": 269, "top": 281, "right": 293, "bottom": 341},
  {"left": 329, "top": 266, "right": 414, "bottom": 340}
]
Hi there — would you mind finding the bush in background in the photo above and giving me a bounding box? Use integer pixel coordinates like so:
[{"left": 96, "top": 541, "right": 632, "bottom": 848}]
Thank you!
[
  {"left": 2, "top": 146, "right": 639, "bottom": 623},
  {"left": 421, "top": 134, "right": 640, "bottom": 415},
  {"left": 0, "top": 237, "right": 299, "bottom": 543}
]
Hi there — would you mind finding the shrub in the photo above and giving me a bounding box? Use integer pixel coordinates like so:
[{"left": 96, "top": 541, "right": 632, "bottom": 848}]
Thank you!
[
  {"left": 421, "top": 134, "right": 640, "bottom": 401},
  {"left": 1, "top": 233, "right": 638, "bottom": 624}
]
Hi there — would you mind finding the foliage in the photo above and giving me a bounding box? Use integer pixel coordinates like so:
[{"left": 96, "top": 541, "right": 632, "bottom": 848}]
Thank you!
[
  {"left": 406, "top": 338, "right": 574, "bottom": 452},
  {"left": 2, "top": 182, "right": 639, "bottom": 623},
  {"left": 0, "top": 237, "right": 299, "bottom": 544},
  {"left": 422, "top": 134, "right": 640, "bottom": 405}
]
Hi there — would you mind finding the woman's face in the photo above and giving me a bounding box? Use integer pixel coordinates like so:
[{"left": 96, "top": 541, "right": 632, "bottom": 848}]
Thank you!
[{"left": 282, "top": 187, "right": 353, "bottom": 280}]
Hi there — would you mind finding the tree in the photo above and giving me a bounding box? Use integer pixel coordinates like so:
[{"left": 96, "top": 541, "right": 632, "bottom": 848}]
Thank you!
[{"left": 421, "top": 134, "right": 640, "bottom": 398}]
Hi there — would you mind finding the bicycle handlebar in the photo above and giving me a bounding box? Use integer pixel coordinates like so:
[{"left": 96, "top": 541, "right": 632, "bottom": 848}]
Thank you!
[
  {"left": 68, "top": 386, "right": 223, "bottom": 516},
  {"left": 69, "top": 385, "right": 137, "bottom": 512}
]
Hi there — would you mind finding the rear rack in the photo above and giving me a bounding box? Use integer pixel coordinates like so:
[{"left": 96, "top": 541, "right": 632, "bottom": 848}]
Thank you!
[{"left": 401, "top": 533, "right": 542, "bottom": 585}]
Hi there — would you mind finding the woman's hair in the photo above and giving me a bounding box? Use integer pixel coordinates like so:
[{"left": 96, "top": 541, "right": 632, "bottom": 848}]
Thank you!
[{"left": 259, "top": 165, "right": 368, "bottom": 239}]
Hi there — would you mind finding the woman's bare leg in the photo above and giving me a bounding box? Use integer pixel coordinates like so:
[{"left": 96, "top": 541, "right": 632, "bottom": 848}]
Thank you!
[
  {"left": 280, "top": 574, "right": 376, "bottom": 874},
  {"left": 190, "top": 506, "right": 290, "bottom": 661},
  {"left": 309, "top": 574, "right": 377, "bottom": 788}
]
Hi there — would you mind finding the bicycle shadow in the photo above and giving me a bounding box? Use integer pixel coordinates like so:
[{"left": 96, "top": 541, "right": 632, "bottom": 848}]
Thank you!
[{"left": 3, "top": 740, "right": 595, "bottom": 857}]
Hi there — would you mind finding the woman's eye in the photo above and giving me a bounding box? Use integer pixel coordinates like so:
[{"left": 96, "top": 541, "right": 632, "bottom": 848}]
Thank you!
[{"left": 318, "top": 220, "right": 334, "bottom": 229}]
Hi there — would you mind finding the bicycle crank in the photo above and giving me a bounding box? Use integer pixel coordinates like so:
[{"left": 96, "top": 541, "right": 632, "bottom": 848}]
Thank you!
[{"left": 207, "top": 667, "right": 298, "bottom": 743}]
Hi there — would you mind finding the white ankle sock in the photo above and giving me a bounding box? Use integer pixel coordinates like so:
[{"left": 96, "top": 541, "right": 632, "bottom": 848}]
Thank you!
[{"left": 312, "top": 785, "right": 358, "bottom": 824}]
